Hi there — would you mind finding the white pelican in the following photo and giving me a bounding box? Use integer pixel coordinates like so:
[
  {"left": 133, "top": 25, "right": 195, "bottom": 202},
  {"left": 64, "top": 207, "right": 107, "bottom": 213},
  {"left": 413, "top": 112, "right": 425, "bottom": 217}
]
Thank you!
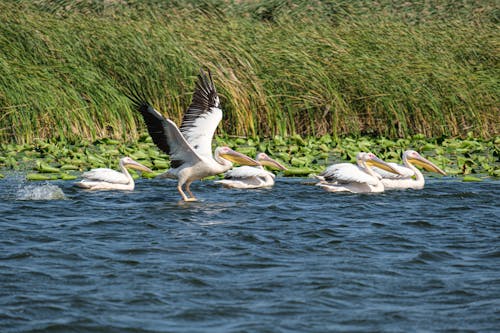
[
  {"left": 214, "top": 152, "right": 287, "bottom": 189},
  {"left": 75, "top": 157, "right": 152, "bottom": 191},
  {"left": 372, "top": 150, "right": 447, "bottom": 190},
  {"left": 315, "top": 152, "right": 402, "bottom": 193},
  {"left": 129, "top": 69, "right": 260, "bottom": 201}
]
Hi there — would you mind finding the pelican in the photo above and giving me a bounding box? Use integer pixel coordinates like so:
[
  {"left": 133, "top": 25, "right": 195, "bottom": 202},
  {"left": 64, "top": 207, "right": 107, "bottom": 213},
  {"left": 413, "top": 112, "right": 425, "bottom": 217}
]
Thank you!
[
  {"left": 372, "top": 150, "right": 447, "bottom": 190},
  {"left": 74, "top": 157, "right": 152, "bottom": 191},
  {"left": 315, "top": 152, "right": 402, "bottom": 193},
  {"left": 214, "top": 152, "right": 288, "bottom": 189},
  {"left": 129, "top": 69, "right": 260, "bottom": 201}
]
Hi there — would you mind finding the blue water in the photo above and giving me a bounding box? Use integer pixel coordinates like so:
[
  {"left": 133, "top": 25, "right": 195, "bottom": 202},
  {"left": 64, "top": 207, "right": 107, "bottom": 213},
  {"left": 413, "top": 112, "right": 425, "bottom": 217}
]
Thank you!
[{"left": 1, "top": 176, "right": 499, "bottom": 332}]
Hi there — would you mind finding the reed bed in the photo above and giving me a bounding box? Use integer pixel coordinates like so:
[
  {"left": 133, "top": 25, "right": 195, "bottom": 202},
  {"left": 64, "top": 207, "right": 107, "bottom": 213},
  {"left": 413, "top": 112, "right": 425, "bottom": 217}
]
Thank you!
[{"left": 0, "top": 0, "right": 498, "bottom": 143}]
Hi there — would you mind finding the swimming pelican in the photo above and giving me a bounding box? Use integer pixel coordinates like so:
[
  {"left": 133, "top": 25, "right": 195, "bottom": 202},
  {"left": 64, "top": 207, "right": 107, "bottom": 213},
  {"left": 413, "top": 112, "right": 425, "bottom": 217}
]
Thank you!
[
  {"left": 372, "top": 150, "right": 447, "bottom": 190},
  {"left": 214, "top": 152, "right": 287, "bottom": 189},
  {"left": 315, "top": 152, "right": 402, "bottom": 193},
  {"left": 129, "top": 69, "right": 260, "bottom": 201},
  {"left": 75, "top": 157, "right": 152, "bottom": 191}
]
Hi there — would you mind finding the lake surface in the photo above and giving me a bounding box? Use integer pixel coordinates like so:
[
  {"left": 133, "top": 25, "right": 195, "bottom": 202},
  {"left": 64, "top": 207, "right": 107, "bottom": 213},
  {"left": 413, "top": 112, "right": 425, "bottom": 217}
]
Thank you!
[{"left": 1, "top": 175, "right": 499, "bottom": 332}]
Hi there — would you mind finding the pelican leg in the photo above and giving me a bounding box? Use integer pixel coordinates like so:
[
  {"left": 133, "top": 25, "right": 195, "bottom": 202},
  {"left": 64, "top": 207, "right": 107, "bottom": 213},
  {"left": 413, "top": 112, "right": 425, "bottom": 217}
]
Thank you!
[
  {"left": 185, "top": 181, "right": 197, "bottom": 201},
  {"left": 177, "top": 185, "right": 191, "bottom": 202},
  {"left": 177, "top": 185, "right": 197, "bottom": 202}
]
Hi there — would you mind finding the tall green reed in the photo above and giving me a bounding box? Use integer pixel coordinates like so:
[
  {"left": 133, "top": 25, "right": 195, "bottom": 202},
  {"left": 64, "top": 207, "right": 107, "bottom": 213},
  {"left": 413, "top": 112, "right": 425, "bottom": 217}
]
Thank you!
[{"left": 0, "top": 0, "right": 498, "bottom": 143}]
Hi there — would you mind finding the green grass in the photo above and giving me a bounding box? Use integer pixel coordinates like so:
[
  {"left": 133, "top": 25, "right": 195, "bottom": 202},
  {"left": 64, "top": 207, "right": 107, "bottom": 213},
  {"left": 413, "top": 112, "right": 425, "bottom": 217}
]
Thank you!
[{"left": 0, "top": 0, "right": 498, "bottom": 143}]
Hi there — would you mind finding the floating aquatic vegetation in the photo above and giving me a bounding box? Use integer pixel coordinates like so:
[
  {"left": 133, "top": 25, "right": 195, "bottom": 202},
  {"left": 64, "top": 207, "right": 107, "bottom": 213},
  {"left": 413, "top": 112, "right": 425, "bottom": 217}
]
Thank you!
[
  {"left": 0, "top": 136, "right": 498, "bottom": 180},
  {"left": 462, "top": 176, "right": 483, "bottom": 182}
]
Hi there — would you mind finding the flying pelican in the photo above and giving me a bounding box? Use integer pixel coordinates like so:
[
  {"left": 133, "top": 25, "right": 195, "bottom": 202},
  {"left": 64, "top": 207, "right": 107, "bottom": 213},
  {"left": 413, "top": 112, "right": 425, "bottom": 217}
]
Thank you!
[
  {"left": 75, "top": 156, "right": 152, "bottom": 191},
  {"left": 129, "top": 69, "right": 260, "bottom": 201},
  {"left": 372, "top": 150, "right": 447, "bottom": 190},
  {"left": 315, "top": 152, "right": 402, "bottom": 193},
  {"left": 214, "top": 152, "right": 287, "bottom": 189}
]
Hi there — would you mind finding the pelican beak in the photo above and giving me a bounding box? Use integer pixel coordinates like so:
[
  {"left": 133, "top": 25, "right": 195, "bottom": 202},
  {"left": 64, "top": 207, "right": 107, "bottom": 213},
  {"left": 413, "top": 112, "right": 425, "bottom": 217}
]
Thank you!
[
  {"left": 127, "top": 160, "right": 153, "bottom": 173},
  {"left": 409, "top": 155, "right": 447, "bottom": 175},
  {"left": 259, "top": 155, "right": 288, "bottom": 170},
  {"left": 220, "top": 149, "right": 260, "bottom": 166},
  {"left": 367, "top": 156, "right": 402, "bottom": 175}
]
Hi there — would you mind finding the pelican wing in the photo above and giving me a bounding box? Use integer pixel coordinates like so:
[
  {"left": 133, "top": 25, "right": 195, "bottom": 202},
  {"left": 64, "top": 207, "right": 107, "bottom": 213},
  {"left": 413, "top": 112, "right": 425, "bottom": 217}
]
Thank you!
[
  {"left": 225, "top": 166, "right": 275, "bottom": 180},
  {"left": 132, "top": 102, "right": 203, "bottom": 169},
  {"left": 320, "top": 163, "right": 379, "bottom": 185},
  {"left": 82, "top": 168, "right": 130, "bottom": 184},
  {"left": 180, "top": 70, "right": 222, "bottom": 159},
  {"left": 318, "top": 163, "right": 351, "bottom": 182},
  {"left": 373, "top": 163, "right": 414, "bottom": 179}
]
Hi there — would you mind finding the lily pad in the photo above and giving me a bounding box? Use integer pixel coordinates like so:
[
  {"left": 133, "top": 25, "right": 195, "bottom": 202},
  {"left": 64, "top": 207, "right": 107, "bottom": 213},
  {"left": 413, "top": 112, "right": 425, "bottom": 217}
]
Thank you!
[
  {"left": 59, "top": 173, "right": 78, "bottom": 180},
  {"left": 130, "top": 151, "right": 149, "bottom": 160},
  {"left": 290, "top": 157, "right": 309, "bottom": 167},
  {"left": 235, "top": 147, "right": 256, "bottom": 157},
  {"left": 60, "top": 164, "right": 80, "bottom": 171},
  {"left": 153, "top": 159, "right": 170, "bottom": 169},
  {"left": 142, "top": 171, "right": 165, "bottom": 179},
  {"left": 284, "top": 168, "right": 315, "bottom": 177},
  {"left": 26, "top": 173, "right": 59, "bottom": 181},
  {"left": 36, "top": 162, "right": 60, "bottom": 173},
  {"left": 462, "top": 176, "right": 483, "bottom": 182}
]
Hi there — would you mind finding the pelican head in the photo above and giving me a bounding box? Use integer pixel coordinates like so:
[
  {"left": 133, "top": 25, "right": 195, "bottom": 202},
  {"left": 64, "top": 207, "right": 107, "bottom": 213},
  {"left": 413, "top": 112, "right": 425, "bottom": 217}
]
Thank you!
[
  {"left": 256, "top": 152, "right": 288, "bottom": 170},
  {"left": 404, "top": 150, "right": 447, "bottom": 175},
  {"left": 120, "top": 157, "right": 153, "bottom": 173},
  {"left": 215, "top": 147, "right": 260, "bottom": 166},
  {"left": 362, "top": 152, "right": 402, "bottom": 175}
]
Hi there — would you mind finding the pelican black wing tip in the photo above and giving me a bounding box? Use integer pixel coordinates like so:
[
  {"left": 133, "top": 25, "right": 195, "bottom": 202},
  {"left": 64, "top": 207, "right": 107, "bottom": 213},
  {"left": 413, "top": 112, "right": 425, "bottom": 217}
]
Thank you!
[{"left": 124, "top": 84, "right": 153, "bottom": 111}]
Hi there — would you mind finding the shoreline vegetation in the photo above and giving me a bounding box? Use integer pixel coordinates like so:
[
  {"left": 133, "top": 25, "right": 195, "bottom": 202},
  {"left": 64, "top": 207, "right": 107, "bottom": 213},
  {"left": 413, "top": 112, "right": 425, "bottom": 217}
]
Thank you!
[
  {"left": 1, "top": 135, "right": 498, "bottom": 180},
  {"left": 0, "top": 1, "right": 498, "bottom": 180},
  {"left": 1, "top": 0, "right": 498, "bottom": 144}
]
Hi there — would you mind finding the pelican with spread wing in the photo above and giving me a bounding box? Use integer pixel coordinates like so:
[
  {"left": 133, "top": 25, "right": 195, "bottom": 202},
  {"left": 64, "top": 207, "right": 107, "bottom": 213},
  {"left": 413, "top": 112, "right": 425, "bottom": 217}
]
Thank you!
[
  {"left": 75, "top": 157, "right": 152, "bottom": 191},
  {"left": 214, "top": 152, "right": 287, "bottom": 189},
  {"left": 315, "top": 152, "right": 402, "bottom": 193},
  {"left": 372, "top": 150, "right": 447, "bottom": 190},
  {"left": 129, "top": 70, "right": 259, "bottom": 201}
]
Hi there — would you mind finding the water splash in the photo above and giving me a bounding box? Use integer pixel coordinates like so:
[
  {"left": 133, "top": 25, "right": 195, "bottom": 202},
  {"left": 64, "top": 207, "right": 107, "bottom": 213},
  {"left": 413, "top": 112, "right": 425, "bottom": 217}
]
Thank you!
[{"left": 16, "top": 184, "right": 66, "bottom": 200}]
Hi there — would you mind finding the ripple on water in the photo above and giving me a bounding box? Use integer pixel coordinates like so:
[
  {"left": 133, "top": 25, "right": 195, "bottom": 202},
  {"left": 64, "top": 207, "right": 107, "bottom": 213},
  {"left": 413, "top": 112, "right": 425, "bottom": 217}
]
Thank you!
[
  {"left": 403, "top": 220, "right": 436, "bottom": 228},
  {"left": 477, "top": 249, "right": 500, "bottom": 259},
  {"left": 412, "top": 250, "right": 458, "bottom": 264},
  {"left": 0, "top": 251, "right": 33, "bottom": 261},
  {"left": 0, "top": 177, "right": 498, "bottom": 332},
  {"left": 298, "top": 227, "right": 340, "bottom": 239}
]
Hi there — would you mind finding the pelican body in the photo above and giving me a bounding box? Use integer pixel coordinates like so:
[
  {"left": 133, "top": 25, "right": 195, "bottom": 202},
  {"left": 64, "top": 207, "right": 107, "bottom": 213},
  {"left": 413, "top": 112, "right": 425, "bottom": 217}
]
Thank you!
[
  {"left": 316, "top": 152, "right": 402, "bottom": 193},
  {"left": 129, "top": 69, "right": 259, "bottom": 201},
  {"left": 373, "top": 150, "right": 447, "bottom": 190},
  {"left": 75, "top": 157, "right": 152, "bottom": 191},
  {"left": 215, "top": 152, "right": 287, "bottom": 189}
]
